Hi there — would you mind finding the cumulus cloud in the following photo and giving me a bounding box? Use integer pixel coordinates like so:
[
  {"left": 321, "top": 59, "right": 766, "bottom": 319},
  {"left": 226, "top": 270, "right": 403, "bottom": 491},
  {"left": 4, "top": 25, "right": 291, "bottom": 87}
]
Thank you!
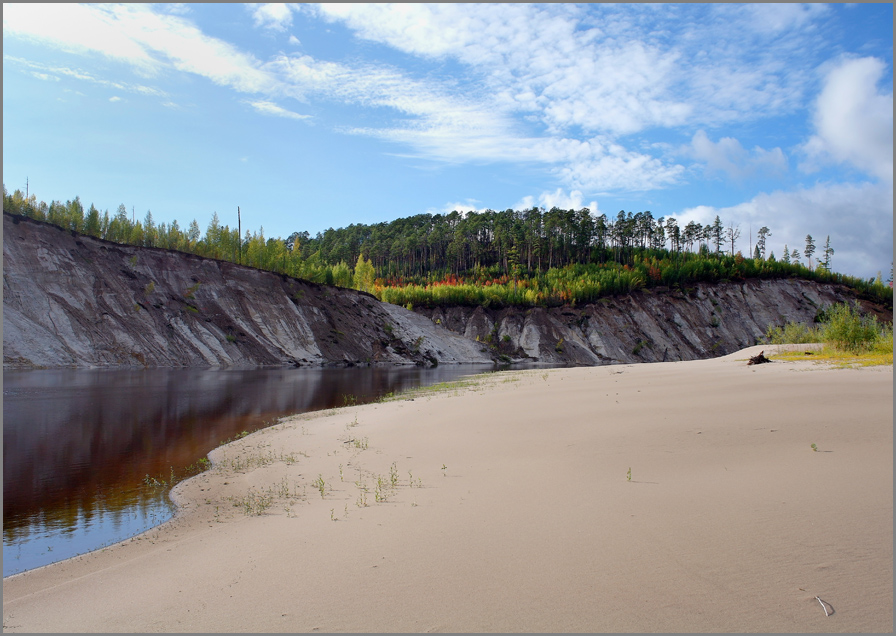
[
  {"left": 800, "top": 56, "right": 893, "bottom": 182},
  {"left": 689, "top": 130, "right": 788, "bottom": 182},
  {"left": 109, "top": 96, "right": 121, "bottom": 102},
  {"left": 248, "top": 3, "right": 295, "bottom": 32},
  {"left": 514, "top": 189, "right": 598, "bottom": 214},
  {"left": 429, "top": 200, "right": 487, "bottom": 216}
]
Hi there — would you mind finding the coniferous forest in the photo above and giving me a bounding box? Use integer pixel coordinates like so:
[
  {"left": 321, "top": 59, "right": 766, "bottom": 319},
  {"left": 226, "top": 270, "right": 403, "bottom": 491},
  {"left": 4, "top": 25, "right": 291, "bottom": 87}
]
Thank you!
[{"left": 4, "top": 186, "right": 892, "bottom": 310}]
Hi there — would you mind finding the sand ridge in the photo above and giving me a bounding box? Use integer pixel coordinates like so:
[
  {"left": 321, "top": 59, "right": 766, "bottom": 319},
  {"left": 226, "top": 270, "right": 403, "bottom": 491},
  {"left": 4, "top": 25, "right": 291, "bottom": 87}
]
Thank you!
[{"left": 3, "top": 346, "right": 892, "bottom": 633}]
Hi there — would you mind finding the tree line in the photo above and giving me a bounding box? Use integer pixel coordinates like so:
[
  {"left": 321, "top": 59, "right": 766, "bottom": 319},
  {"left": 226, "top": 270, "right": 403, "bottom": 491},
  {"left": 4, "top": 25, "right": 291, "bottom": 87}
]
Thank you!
[{"left": 4, "top": 185, "right": 891, "bottom": 308}]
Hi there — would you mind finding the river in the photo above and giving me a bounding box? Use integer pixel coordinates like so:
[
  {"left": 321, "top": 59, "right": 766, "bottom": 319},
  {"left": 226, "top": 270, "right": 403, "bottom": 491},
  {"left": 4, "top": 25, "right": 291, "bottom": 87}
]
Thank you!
[{"left": 2, "top": 364, "right": 492, "bottom": 577}]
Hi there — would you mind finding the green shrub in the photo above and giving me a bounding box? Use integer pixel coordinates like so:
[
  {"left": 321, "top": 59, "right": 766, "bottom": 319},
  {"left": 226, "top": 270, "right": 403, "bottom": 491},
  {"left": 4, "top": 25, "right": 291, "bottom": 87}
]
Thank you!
[
  {"left": 763, "top": 321, "right": 820, "bottom": 345},
  {"left": 764, "top": 301, "right": 891, "bottom": 354},
  {"left": 820, "top": 301, "right": 888, "bottom": 353}
]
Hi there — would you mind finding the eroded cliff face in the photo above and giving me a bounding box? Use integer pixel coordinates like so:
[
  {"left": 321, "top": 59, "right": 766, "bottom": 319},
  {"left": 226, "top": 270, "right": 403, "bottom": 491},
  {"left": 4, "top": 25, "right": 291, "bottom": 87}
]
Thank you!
[
  {"left": 418, "top": 279, "right": 886, "bottom": 365},
  {"left": 3, "top": 214, "right": 491, "bottom": 368},
  {"left": 4, "top": 213, "right": 886, "bottom": 369}
]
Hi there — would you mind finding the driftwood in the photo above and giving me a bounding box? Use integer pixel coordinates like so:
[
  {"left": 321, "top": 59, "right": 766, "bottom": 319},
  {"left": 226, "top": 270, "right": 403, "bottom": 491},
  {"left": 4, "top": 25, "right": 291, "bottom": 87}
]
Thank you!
[
  {"left": 747, "top": 350, "right": 771, "bottom": 365},
  {"left": 816, "top": 596, "right": 833, "bottom": 617}
]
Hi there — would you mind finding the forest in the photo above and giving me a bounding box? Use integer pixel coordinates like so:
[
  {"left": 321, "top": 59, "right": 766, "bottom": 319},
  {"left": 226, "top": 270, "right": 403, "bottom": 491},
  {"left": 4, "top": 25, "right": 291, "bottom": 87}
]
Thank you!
[{"left": 4, "top": 186, "right": 892, "bottom": 309}]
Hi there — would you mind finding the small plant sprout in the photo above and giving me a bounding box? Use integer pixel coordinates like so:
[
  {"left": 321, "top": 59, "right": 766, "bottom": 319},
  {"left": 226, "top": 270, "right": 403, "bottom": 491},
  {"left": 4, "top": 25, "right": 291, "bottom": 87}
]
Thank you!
[
  {"left": 811, "top": 443, "right": 818, "bottom": 452},
  {"left": 314, "top": 474, "right": 326, "bottom": 498},
  {"left": 626, "top": 467, "right": 632, "bottom": 482},
  {"left": 339, "top": 464, "right": 344, "bottom": 481},
  {"left": 330, "top": 508, "right": 336, "bottom": 521},
  {"left": 390, "top": 462, "right": 399, "bottom": 488}
]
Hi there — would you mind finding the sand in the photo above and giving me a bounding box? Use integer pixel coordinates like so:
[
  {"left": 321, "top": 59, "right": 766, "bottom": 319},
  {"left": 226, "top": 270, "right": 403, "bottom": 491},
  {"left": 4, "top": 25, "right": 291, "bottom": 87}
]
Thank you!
[{"left": 3, "top": 345, "right": 892, "bottom": 633}]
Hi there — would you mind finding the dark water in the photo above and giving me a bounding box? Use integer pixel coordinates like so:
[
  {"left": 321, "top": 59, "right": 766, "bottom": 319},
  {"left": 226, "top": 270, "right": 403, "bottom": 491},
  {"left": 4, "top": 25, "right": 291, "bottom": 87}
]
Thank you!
[{"left": 2, "top": 365, "right": 491, "bottom": 577}]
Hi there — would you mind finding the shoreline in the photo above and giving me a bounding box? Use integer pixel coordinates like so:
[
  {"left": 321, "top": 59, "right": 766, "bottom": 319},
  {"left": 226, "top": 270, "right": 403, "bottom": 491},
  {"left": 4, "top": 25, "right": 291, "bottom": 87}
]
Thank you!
[{"left": 3, "top": 346, "right": 892, "bottom": 633}]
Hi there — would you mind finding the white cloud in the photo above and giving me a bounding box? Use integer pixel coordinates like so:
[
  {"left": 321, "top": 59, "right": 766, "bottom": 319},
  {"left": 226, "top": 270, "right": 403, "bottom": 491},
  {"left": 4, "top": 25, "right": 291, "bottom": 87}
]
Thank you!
[
  {"left": 4, "top": 4, "right": 276, "bottom": 92},
  {"left": 554, "top": 138, "right": 685, "bottom": 192},
  {"left": 246, "top": 100, "right": 309, "bottom": 120},
  {"left": 800, "top": 56, "right": 893, "bottom": 182},
  {"left": 5, "top": 56, "right": 168, "bottom": 97},
  {"left": 6, "top": 2, "right": 873, "bottom": 207},
  {"left": 514, "top": 189, "right": 598, "bottom": 214},
  {"left": 311, "top": 4, "right": 691, "bottom": 136},
  {"left": 161, "top": 4, "right": 192, "bottom": 16},
  {"left": 295, "top": 3, "right": 836, "bottom": 195},
  {"left": 109, "top": 96, "right": 121, "bottom": 102},
  {"left": 270, "top": 50, "right": 686, "bottom": 191},
  {"left": 735, "top": 4, "right": 830, "bottom": 34},
  {"left": 677, "top": 181, "right": 893, "bottom": 278},
  {"left": 30, "top": 72, "right": 60, "bottom": 82},
  {"left": 429, "top": 200, "right": 487, "bottom": 216},
  {"left": 311, "top": 3, "right": 825, "bottom": 135},
  {"left": 689, "top": 130, "right": 788, "bottom": 182},
  {"left": 3, "top": 3, "right": 160, "bottom": 74},
  {"left": 248, "top": 3, "right": 295, "bottom": 32}
]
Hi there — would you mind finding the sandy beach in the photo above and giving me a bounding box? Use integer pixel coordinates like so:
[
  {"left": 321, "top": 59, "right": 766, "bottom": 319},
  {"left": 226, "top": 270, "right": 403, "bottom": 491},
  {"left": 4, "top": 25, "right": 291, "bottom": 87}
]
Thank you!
[{"left": 3, "top": 345, "right": 892, "bottom": 633}]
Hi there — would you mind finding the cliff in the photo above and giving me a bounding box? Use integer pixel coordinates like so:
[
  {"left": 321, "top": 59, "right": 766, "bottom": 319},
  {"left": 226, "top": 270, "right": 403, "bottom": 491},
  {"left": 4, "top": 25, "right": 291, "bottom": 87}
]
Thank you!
[
  {"left": 4, "top": 213, "right": 887, "bottom": 369},
  {"left": 3, "top": 213, "right": 491, "bottom": 368},
  {"left": 417, "top": 278, "right": 886, "bottom": 365}
]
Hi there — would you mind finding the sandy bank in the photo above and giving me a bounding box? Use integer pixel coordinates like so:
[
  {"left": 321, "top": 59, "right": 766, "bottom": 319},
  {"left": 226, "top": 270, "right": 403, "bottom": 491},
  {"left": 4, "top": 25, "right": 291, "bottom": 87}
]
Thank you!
[{"left": 3, "top": 346, "right": 892, "bottom": 633}]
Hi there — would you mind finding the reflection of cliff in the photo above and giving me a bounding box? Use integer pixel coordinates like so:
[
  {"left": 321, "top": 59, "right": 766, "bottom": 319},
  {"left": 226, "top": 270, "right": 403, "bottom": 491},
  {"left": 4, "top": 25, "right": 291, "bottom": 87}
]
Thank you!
[
  {"left": 3, "top": 213, "right": 491, "bottom": 368},
  {"left": 2, "top": 365, "right": 480, "bottom": 533}
]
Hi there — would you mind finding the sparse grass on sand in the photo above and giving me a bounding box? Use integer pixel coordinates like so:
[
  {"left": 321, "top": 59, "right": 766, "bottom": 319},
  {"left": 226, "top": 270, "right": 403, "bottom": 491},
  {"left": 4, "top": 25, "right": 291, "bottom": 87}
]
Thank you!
[{"left": 768, "top": 345, "right": 892, "bottom": 368}]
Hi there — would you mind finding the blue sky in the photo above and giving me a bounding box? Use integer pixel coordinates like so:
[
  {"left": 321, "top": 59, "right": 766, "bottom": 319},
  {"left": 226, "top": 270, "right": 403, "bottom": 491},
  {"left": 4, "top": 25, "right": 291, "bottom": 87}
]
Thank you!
[{"left": 3, "top": 3, "right": 892, "bottom": 279}]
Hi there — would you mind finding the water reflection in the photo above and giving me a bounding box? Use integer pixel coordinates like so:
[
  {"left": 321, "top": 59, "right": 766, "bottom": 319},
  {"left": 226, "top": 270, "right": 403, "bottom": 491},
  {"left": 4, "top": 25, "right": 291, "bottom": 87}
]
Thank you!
[{"left": 3, "top": 365, "right": 489, "bottom": 577}]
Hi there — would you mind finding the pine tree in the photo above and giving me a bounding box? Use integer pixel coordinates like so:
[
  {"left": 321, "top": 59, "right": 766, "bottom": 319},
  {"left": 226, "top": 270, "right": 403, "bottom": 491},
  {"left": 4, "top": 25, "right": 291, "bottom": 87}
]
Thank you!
[
  {"left": 143, "top": 210, "right": 156, "bottom": 247},
  {"left": 756, "top": 226, "right": 771, "bottom": 258},
  {"left": 822, "top": 236, "right": 834, "bottom": 271},
  {"left": 711, "top": 216, "right": 724, "bottom": 254},
  {"left": 804, "top": 235, "right": 816, "bottom": 269}
]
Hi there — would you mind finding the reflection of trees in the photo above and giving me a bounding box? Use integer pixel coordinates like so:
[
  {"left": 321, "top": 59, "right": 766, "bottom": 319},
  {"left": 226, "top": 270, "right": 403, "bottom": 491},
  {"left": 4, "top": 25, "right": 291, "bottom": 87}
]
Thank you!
[{"left": 2, "top": 366, "right": 479, "bottom": 535}]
